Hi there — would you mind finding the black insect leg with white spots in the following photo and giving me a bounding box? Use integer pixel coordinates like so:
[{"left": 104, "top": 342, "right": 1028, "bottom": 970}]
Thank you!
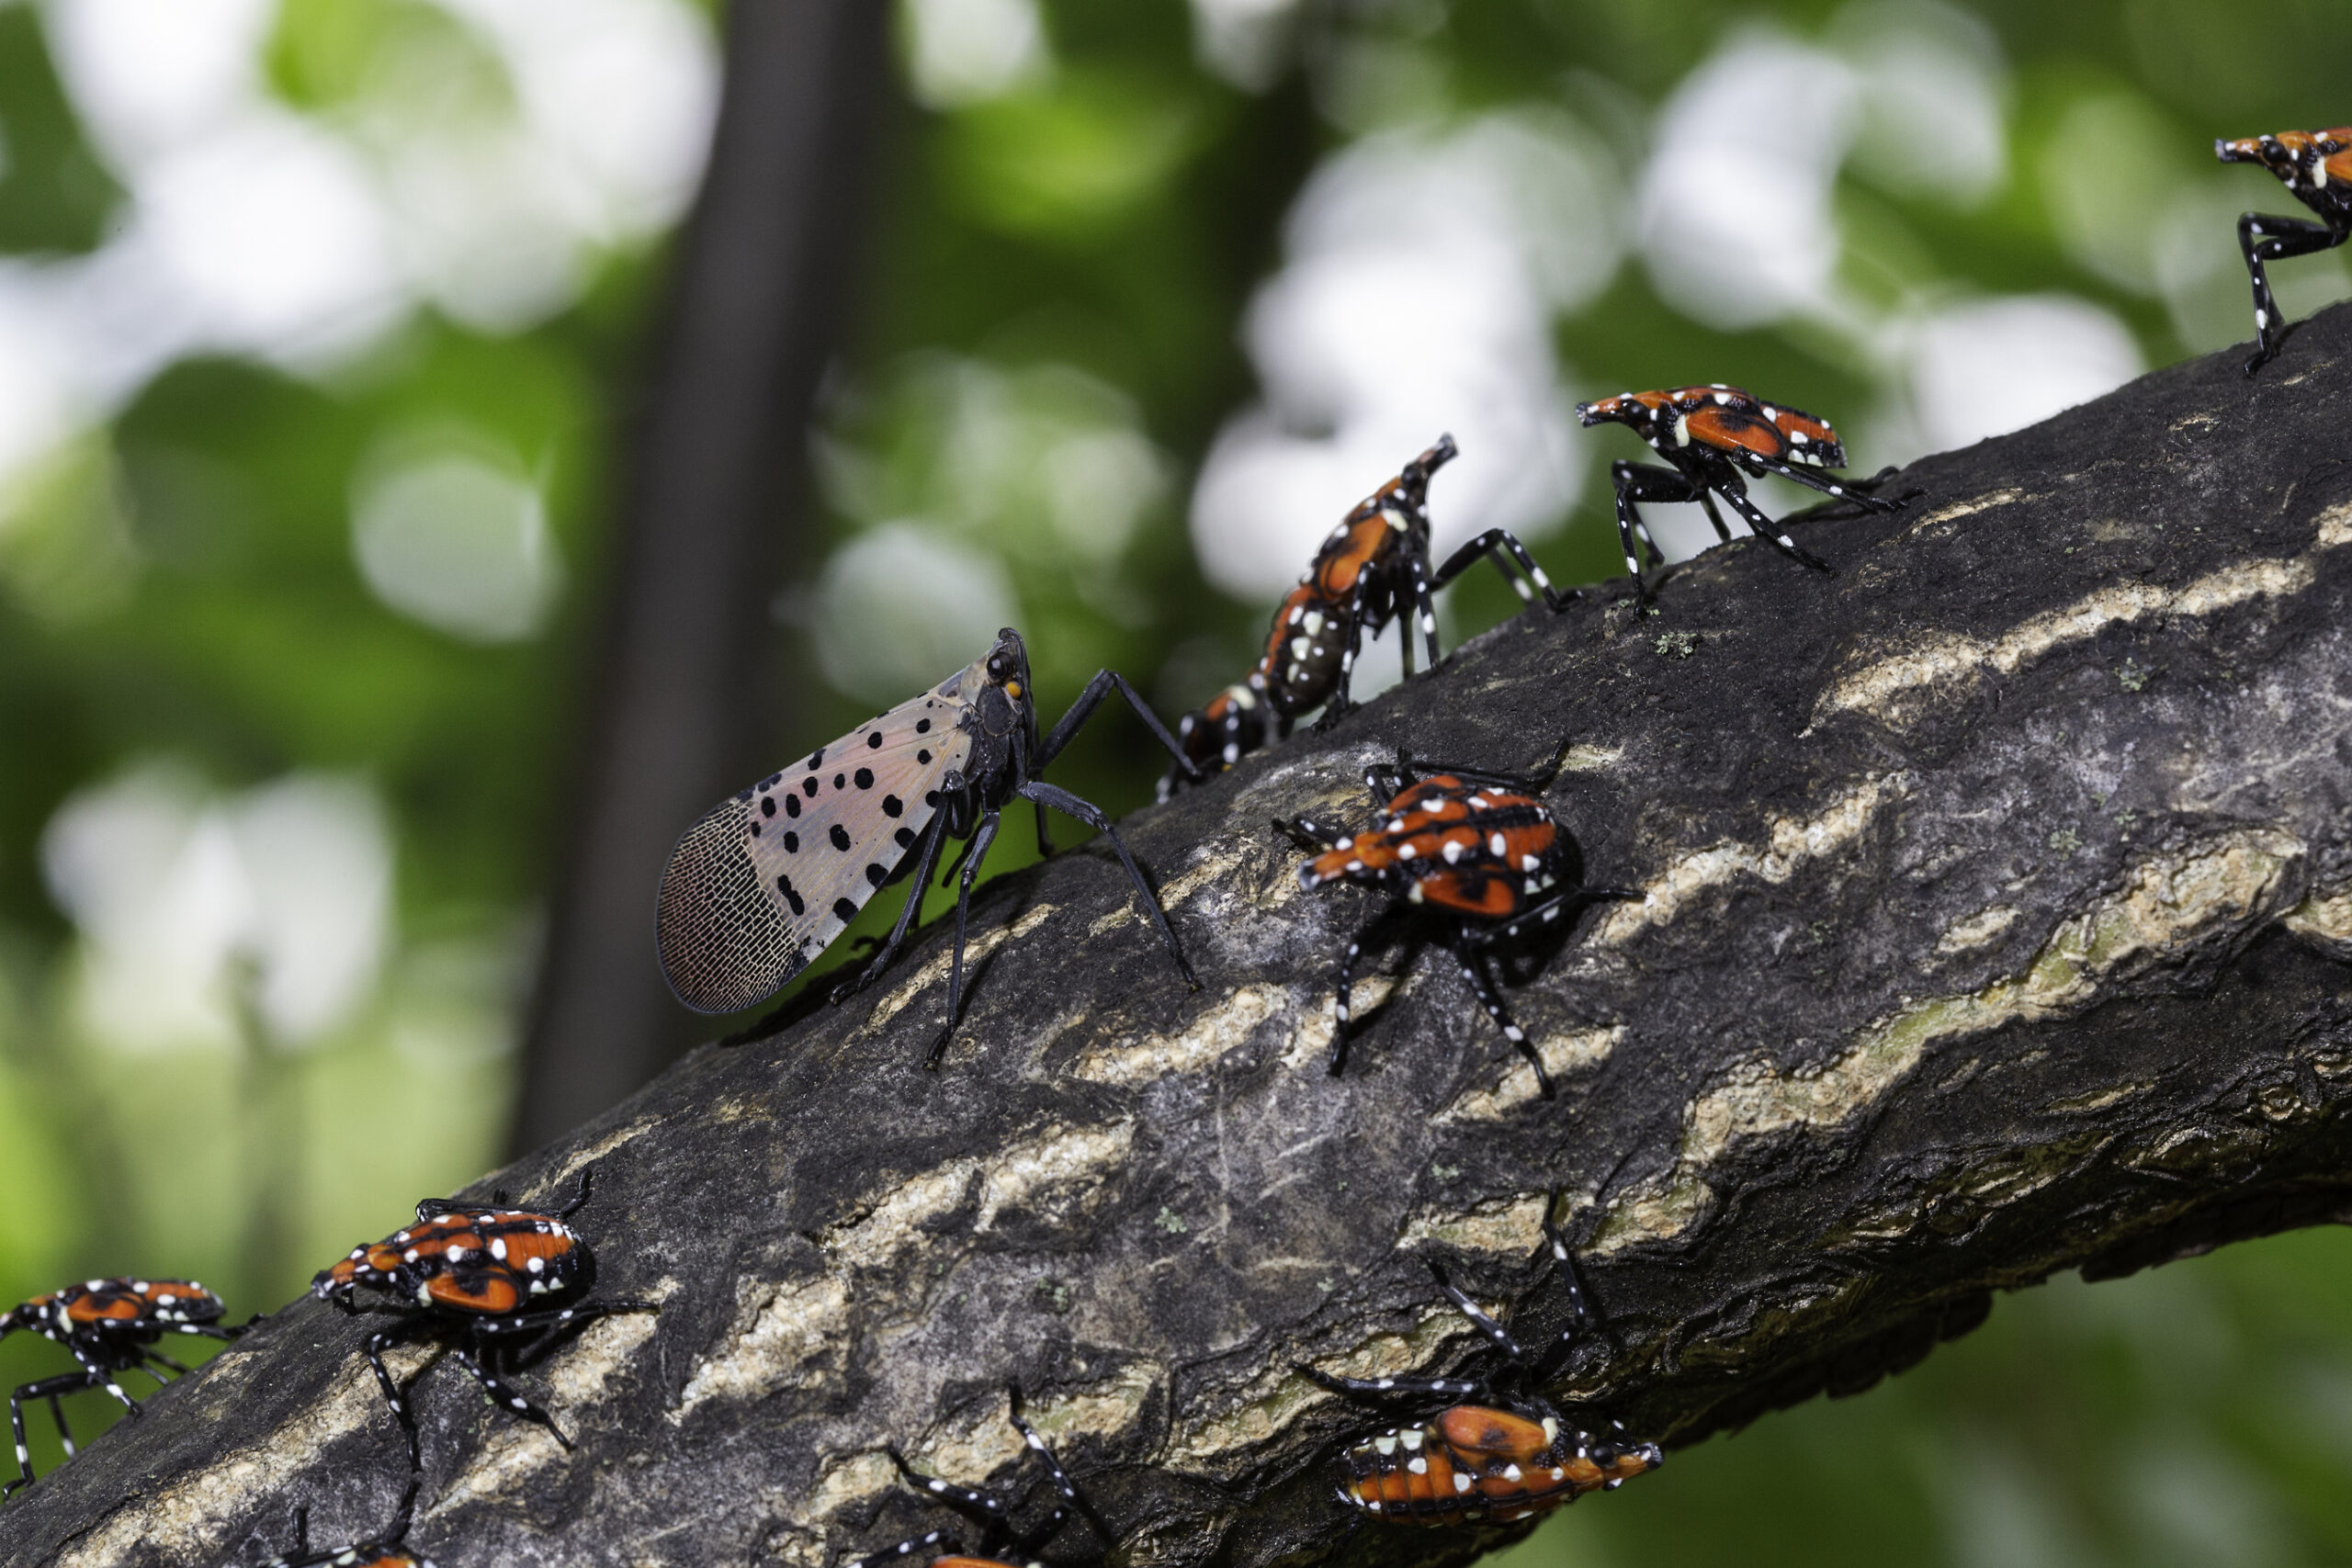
[
  {"left": 1695, "top": 468, "right": 1835, "bottom": 574},
  {"left": 8, "top": 1373, "right": 100, "bottom": 1496},
  {"left": 258, "top": 1478, "right": 422, "bottom": 1568},
  {"left": 442, "top": 1336, "right": 577, "bottom": 1450},
  {"left": 1010, "top": 1382, "right": 1115, "bottom": 1545},
  {"left": 1297, "top": 1365, "right": 1485, "bottom": 1404},
  {"left": 1724, "top": 446, "right": 1906, "bottom": 521},
  {"left": 1468, "top": 882, "right": 1641, "bottom": 948},
  {"left": 1327, "top": 903, "right": 1415, "bottom": 1077},
  {"left": 1396, "top": 535, "right": 1444, "bottom": 682},
  {"left": 1603, "top": 461, "right": 1688, "bottom": 605},
  {"left": 1445, "top": 932, "right": 1556, "bottom": 1097},
  {"left": 2234, "top": 210, "right": 2348, "bottom": 374},
  {"left": 1430, "top": 528, "right": 1577, "bottom": 613},
  {"left": 360, "top": 1316, "right": 435, "bottom": 1470}
]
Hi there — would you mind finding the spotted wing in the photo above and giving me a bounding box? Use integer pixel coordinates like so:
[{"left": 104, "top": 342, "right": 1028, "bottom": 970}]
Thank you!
[{"left": 658, "top": 686, "right": 975, "bottom": 1013}]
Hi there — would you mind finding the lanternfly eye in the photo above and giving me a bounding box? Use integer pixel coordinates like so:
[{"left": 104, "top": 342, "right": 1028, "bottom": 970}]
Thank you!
[
  {"left": 656, "top": 628, "right": 1197, "bottom": 1067},
  {"left": 1276, "top": 750, "right": 1639, "bottom": 1100},
  {"left": 1576, "top": 383, "right": 1912, "bottom": 608}
]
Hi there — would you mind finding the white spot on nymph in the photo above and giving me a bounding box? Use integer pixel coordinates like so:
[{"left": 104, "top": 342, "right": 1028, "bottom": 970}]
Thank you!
[
  {"left": 1713, "top": 390, "right": 1732, "bottom": 404},
  {"left": 1453, "top": 1472, "right": 1474, "bottom": 1494},
  {"left": 1488, "top": 832, "right": 1507, "bottom": 856},
  {"left": 1672, "top": 421, "right": 1691, "bottom": 446},
  {"left": 1290, "top": 637, "right": 1311, "bottom": 662},
  {"left": 415, "top": 1283, "right": 435, "bottom": 1306},
  {"left": 1407, "top": 883, "right": 1425, "bottom": 903},
  {"left": 1441, "top": 840, "right": 1464, "bottom": 863},
  {"left": 1503, "top": 1463, "right": 1523, "bottom": 1482},
  {"left": 1398, "top": 842, "right": 1418, "bottom": 860},
  {"left": 1303, "top": 611, "right": 1325, "bottom": 636},
  {"left": 1504, "top": 1025, "right": 1525, "bottom": 1042},
  {"left": 1789, "top": 429, "right": 1807, "bottom": 445},
  {"left": 1287, "top": 604, "right": 1304, "bottom": 625},
  {"left": 526, "top": 1255, "right": 546, "bottom": 1273},
  {"left": 1408, "top": 1457, "right": 1429, "bottom": 1474},
  {"left": 1334, "top": 836, "right": 1352, "bottom": 851},
  {"left": 1828, "top": 485, "right": 1844, "bottom": 495},
  {"left": 1374, "top": 1436, "right": 1397, "bottom": 1455},
  {"left": 1551, "top": 1467, "right": 1566, "bottom": 1481},
  {"left": 2257, "top": 308, "right": 2270, "bottom": 328},
  {"left": 1520, "top": 854, "right": 1539, "bottom": 873},
  {"left": 1400, "top": 1428, "right": 1424, "bottom": 1450}
]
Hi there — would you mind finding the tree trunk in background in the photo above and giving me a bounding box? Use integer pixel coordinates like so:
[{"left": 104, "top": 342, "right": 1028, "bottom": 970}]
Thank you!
[
  {"left": 512, "top": 0, "right": 894, "bottom": 1153},
  {"left": 13, "top": 313, "right": 2352, "bottom": 1568}
]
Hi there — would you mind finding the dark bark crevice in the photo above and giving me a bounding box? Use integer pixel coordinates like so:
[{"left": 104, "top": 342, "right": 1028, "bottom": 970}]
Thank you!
[{"left": 10, "top": 310, "right": 2352, "bottom": 1568}]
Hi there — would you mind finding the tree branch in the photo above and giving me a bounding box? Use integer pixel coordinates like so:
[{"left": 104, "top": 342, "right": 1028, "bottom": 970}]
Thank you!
[{"left": 12, "top": 310, "right": 2352, "bottom": 1568}]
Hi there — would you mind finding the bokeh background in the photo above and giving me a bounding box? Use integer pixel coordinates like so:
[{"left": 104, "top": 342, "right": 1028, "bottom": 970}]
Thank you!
[{"left": 1, "top": 0, "right": 2348, "bottom": 1559}]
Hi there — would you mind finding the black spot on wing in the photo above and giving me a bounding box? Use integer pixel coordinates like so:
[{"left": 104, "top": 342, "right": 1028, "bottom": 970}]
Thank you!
[{"left": 830, "top": 824, "right": 853, "bottom": 852}]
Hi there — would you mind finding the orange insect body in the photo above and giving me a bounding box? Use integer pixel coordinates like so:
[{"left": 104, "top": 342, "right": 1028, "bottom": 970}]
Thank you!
[
  {"left": 1250, "top": 437, "right": 1455, "bottom": 724},
  {"left": 1302, "top": 776, "right": 1569, "bottom": 920},
  {"left": 5, "top": 1276, "right": 243, "bottom": 1496},
  {"left": 319, "top": 1206, "right": 586, "bottom": 1315},
  {"left": 311, "top": 1167, "right": 656, "bottom": 1469},
  {"left": 1577, "top": 385, "right": 1847, "bottom": 471},
  {"left": 1339, "top": 1405, "right": 1662, "bottom": 1525},
  {"left": 1160, "top": 679, "right": 1281, "bottom": 800},
  {"left": 26, "top": 1279, "right": 225, "bottom": 1331}
]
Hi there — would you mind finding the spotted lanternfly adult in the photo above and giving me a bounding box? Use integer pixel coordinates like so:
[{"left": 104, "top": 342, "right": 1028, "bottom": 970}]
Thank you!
[
  {"left": 1576, "top": 386, "right": 1905, "bottom": 606},
  {"left": 1250, "top": 435, "right": 1574, "bottom": 734},
  {"left": 843, "top": 1387, "right": 1114, "bottom": 1568},
  {"left": 3, "top": 1276, "right": 243, "bottom": 1497},
  {"left": 254, "top": 1479, "right": 436, "bottom": 1568},
  {"left": 1300, "top": 1201, "right": 1663, "bottom": 1527},
  {"left": 2216, "top": 129, "right": 2352, "bottom": 375},
  {"left": 1276, "top": 750, "right": 1637, "bottom": 1097},
  {"left": 310, "top": 1164, "right": 656, "bottom": 1469},
  {"left": 660, "top": 626, "right": 1199, "bottom": 1066},
  {"left": 1158, "top": 680, "right": 1283, "bottom": 801}
]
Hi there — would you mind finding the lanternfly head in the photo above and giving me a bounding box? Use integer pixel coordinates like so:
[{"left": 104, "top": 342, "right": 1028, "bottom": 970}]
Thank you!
[
  {"left": 1576, "top": 392, "right": 1668, "bottom": 441},
  {"left": 982, "top": 627, "right": 1030, "bottom": 704}
]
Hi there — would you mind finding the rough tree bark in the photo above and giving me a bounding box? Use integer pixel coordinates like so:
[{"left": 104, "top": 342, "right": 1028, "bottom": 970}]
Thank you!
[{"left": 10, "top": 312, "right": 2352, "bottom": 1568}]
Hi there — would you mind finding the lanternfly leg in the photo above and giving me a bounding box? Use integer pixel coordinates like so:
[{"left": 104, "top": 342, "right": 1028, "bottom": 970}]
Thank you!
[
  {"left": 1707, "top": 475, "right": 1835, "bottom": 573},
  {"left": 1696, "top": 490, "right": 1736, "bottom": 544},
  {"left": 845, "top": 1530, "right": 963, "bottom": 1568},
  {"left": 362, "top": 1314, "right": 436, "bottom": 1468},
  {"left": 1034, "top": 669, "right": 1201, "bottom": 778},
  {"left": 447, "top": 1339, "right": 573, "bottom": 1450},
  {"left": 1738, "top": 451, "right": 1906, "bottom": 515},
  {"left": 1010, "top": 1382, "right": 1113, "bottom": 1542},
  {"left": 1019, "top": 781, "right": 1195, "bottom": 987},
  {"left": 927, "top": 808, "right": 1001, "bottom": 1069},
  {"left": 1401, "top": 536, "right": 1443, "bottom": 676},
  {"left": 1275, "top": 815, "right": 1340, "bottom": 853},
  {"left": 1298, "top": 1364, "right": 1483, "bottom": 1404},
  {"left": 56, "top": 1337, "right": 141, "bottom": 1421},
  {"left": 1448, "top": 933, "right": 1553, "bottom": 1099},
  {"left": 7, "top": 1371, "right": 100, "bottom": 1495},
  {"left": 1476, "top": 885, "right": 1643, "bottom": 946},
  {"left": 1606, "top": 461, "right": 1691, "bottom": 604},
  {"left": 1430, "top": 528, "right": 1574, "bottom": 612},
  {"left": 46, "top": 1385, "right": 78, "bottom": 1456},
  {"left": 831, "top": 812, "right": 951, "bottom": 1003},
  {"left": 2235, "top": 211, "right": 2348, "bottom": 373},
  {"left": 1428, "top": 1261, "right": 1532, "bottom": 1364},
  {"left": 1330, "top": 904, "right": 1409, "bottom": 1076},
  {"left": 469, "top": 1299, "right": 661, "bottom": 1366},
  {"left": 1317, "top": 580, "right": 1376, "bottom": 731},
  {"left": 887, "top": 1446, "right": 1012, "bottom": 1529}
]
